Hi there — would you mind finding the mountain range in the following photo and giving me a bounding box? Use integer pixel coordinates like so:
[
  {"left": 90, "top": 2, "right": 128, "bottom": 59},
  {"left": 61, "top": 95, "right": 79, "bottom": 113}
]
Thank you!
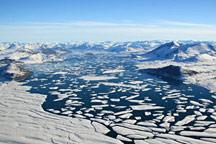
[{"left": 144, "top": 41, "right": 216, "bottom": 62}]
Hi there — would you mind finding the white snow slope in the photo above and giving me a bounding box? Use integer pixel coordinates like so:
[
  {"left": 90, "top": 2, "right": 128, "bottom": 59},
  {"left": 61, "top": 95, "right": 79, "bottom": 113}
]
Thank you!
[
  {"left": 145, "top": 41, "right": 216, "bottom": 62},
  {"left": 0, "top": 81, "right": 122, "bottom": 144},
  {"left": 139, "top": 41, "right": 216, "bottom": 93}
]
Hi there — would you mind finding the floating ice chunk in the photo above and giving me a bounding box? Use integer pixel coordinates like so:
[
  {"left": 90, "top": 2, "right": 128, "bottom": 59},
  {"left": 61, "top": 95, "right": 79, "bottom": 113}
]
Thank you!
[
  {"left": 196, "top": 115, "right": 207, "bottom": 120},
  {"left": 205, "top": 128, "right": 216, "bottom": 133},
  {"left": 209, "top": 124, "right": 216, "bottom": 128},
  {"left": 210, "top": 115, "right": 216, "bottom": 121},
  {"left": 113, "top": 118, "right": 122, "bottom": 123},
  {"left": 160, "top": 122, "right": 170, "bottom": 129},
  {"left": 49, "top": 87, "right": 58, "bottom": 90},
  {"left": 180, "top": 131, "right": 216, "bottom": 138},
  {"left": 126, "top": 95, "right": 140, "bottom": 100},
  {"left": 91, "top": 104, "right": 109, "bottom": 108},
  {"left": 186, "top": 105, "right": 195, "bottom": 109},
  {"left": 120, "top": 96, "right": 127, "bottom": 99},
  {"left": 145, "top": 112, "right": 151, "bottom": 116},
  {"left": 199, "top": 98, "right": 213, "bottom": 104},
  {"left": 199, "top": 108, "right": 206, "bottom": 113},
  {"left": 189, "top": 127, "right": 205, "bottom": 131},
  {"left": 74, "top": 114, "right": 86, "bottom": 118},
  {"left": 194, "top": 111, "right": 202, "bottom": 116},
  {"left": 103, "top": 69, "right": 125, "bottom": 74},
  {"left": 101, "top": 110, "right": 114, "bottom": 114},
  {"left": 91, "top": 94, "right": 98, "bottom": 96},
  {"left": 84, "top": 113, "right": 94, "bottom": 117},
  {"left": 194, "top": 121, "right": 215, "bottom": 126},
  {"left": 135, "top": 116, "right": 142, "bottom": 120},
  {"left": 90, "top": 118, "right": 111, "bottom": 126},
  {"left": 92, "top": 122, "right": 110, "bottom": 134},
  {"left": 190, "top": 100, "right": 204, "bottom": 106},
  {"left": 176, "top": 109, "right": 186, "bottom": 113},
  {"left": 47, "top": 109, "right": 60, "bottom": 114},
  {"left": 107, "top": 115, "right": 116, "bottom": 120},
  {"left": 128, "top": 99, "right": 144, "bottom": 104},
  {"left": 101, "top": 82, "right": 147, "bottom": 89},
  {"left": 80, "top": 75, "right": 117, "bottom": 81},
  {"left": 59, "top": 89, "right": 71, "bottom": 92},
  {"left": 123, "top": 119, "right": 137, "bottom": 124},
  {"left": 115, "top": 123, "right": 152, "bottom": 132},
  {"left": 110, "top": 98, "right": 120, "bottom": 102},
  {"left": 76, "top": 111, "right": 83, "bottom": 114},
  {"left": 156, "top": 115, "right": 164, "bottom": 120},
  {"left": 158, "top": 133, "right": 213, "bottom": 144},
  {"left": 66, "top": 100, "right": 83, "bottom": 106},
  {"left": 127, "top": 134, "right": 147, "bottom": 139},
  {"left": 53, "top": 71, "right": 68, "bottom": 75},
  {"left": 166, "top": 89, "right": 180, "bottom": 94},
  {"left": 171, "top": 126, "right": 186, "bottom": 132},
  {"left": 185, "top": 95, "right": 194, "bottom": 98},
  {"left": 134, "top": 140, "right": 149, "bottom": 144},
  {"left": 114, "top": 105, "right": 127, "bottom": 109},
  {"left": 130, "top": 104, "right": 164, "bottom": 111},
  {"left": 62, "top": 111, "right": 73, "bottom": 115},
  {"left": 119, "top": 113, "right": 133, "bottom": 119},
  {"left": 162, "top": 93, "right": 181, "bottom": 100},
  {"left": 117, "top": 135, "right": 132, "bottom": 142},
  {"left": 173, "top": 113, "right": 179, "bottom": 117},
  {"left": 151, "top": 127, "right": 166, "bottom": 133},
  {"left": 137, "top": 122, "right": 157, "bottom": 127},
  {"left": 200, "top": 138, "right": 216, "bottom": 143},
  {"left": 175, "top": 115, "right": 196, "bottom": 126},
  {"left": 155, "top": 138, "right": 181, "bottom": 144},
  {"left": 114, "top": 110, "right": 133, "bottom": 116},
  {"left": 91, "top": 99, "right": 108, "bottom": 104},
  {"left": 112, "top": 126, "right": 154, "bottom": 139},
  {"left": 212, "top": 95, "right": 216, "bottom": 99},
  {"left": 129, "top": 81, "right": 143, "bottom": 84},
  {"left": 207, "top": 108, "right": 215, "bottom": 113},
  {"left": 179, "top": 97, "right": 188, "bottom": 101},
  {"left": 163, "top": 116, "right": 175, "bottom": 123},
  {"left": 54, "top": 93, "right": 71, "bottom": 101},
  {"left": 145, "top": 138, "right": 168, "bottom": 144}
]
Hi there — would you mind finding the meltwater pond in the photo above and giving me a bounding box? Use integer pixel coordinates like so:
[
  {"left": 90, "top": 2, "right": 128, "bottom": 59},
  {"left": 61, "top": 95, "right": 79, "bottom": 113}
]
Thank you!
[{"left": 24, "top": 53, "right": 216, "bottom": 143}]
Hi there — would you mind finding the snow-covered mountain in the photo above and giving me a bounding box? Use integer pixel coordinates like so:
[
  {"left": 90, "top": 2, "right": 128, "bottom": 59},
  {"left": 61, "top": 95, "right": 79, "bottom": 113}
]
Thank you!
[
  {"left": 0, "top": 40, "right": 215, "bottom": 64},
  {"left": 144, "top": 41, "right": 216, "bottom": 62},
  {"left": 0, "top": 41, "right": 164, "bottom": 63},
  {"left": 0, "top": 63, "right": 33, "bottom": 81}
]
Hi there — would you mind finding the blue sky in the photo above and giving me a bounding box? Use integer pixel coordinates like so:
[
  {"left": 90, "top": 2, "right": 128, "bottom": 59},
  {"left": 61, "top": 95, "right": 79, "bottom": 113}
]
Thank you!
[{"left": 0, "top": 0, "right": 216, "bottom": 42}]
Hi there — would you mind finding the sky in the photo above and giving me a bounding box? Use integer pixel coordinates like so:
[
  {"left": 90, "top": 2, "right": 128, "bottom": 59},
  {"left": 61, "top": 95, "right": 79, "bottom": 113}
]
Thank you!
[{"left": 0, "top": 0, "right": 216, "bottom": 42}]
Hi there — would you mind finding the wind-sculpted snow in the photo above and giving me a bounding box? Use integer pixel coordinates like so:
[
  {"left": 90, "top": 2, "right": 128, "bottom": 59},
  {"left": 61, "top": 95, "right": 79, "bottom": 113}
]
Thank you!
[{"left": 0, "top": 82, "right": 123, "bottom": 144}]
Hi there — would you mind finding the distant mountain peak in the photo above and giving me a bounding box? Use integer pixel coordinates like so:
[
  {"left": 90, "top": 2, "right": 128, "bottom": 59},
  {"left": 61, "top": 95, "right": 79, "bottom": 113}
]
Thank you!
[
  {"left": 144, "top": 41, "right": 216, "bottom": 62},
  {"left": 173, "top": 41, "right": 180, "bottom": 47}
]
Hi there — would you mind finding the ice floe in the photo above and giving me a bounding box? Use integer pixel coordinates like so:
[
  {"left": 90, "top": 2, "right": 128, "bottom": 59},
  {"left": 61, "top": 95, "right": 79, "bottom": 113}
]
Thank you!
[
  {"left": 80, "top": 75, "right": 117, "bottom": 81},
  {"left": 130, "top": 104, "right": 164, "bottom": 111}
]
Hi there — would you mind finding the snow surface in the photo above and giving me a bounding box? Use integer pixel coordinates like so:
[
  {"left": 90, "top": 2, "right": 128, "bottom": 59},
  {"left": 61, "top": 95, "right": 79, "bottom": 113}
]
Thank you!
[{"left": 0, "top": 82, "right": 122, "bottom": 144}]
